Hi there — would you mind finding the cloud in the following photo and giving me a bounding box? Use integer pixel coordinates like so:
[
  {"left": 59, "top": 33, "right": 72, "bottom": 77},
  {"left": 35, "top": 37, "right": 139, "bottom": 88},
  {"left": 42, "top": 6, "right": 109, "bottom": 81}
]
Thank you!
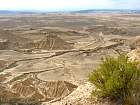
[
  {"left": 0, "top": 0, "right": 114, "bottom": 10},
  {"left": 0, "top": 0, "right": 139, "bottom": 11},
  {"left": 114, "top": 0, "right": 140, "bottom": 9}
]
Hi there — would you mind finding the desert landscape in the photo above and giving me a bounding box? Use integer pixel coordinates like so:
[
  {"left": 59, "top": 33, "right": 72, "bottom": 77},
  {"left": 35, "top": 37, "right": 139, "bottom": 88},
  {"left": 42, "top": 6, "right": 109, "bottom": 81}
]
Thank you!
[{"left": 0, "top": 11, "right": 140, "bottom": 105}]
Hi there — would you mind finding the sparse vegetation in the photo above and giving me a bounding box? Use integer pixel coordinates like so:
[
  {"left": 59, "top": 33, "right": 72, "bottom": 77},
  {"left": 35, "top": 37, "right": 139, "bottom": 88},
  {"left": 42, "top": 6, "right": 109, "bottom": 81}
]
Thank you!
[
  {"left": 89, "top": 54, "right": 140, "bottom": 105},
  {"left": 124, "top": 74, "right": 140, "bottom": 105}
]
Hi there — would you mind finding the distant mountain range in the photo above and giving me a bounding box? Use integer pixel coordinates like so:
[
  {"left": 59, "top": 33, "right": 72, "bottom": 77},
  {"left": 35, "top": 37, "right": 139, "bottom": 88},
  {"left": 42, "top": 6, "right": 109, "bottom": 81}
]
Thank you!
[
  {"left": 73, "top": 9, "right": 140, "bottom": 14},
  {"left": 0, "top": 10, "right": 39, "bottom": 14},
  {"left": 0, "top": 10, "right": 16, "bottom": 14},
  {"left": 0, "top": 9, "right": 140, "bottom": 14}
]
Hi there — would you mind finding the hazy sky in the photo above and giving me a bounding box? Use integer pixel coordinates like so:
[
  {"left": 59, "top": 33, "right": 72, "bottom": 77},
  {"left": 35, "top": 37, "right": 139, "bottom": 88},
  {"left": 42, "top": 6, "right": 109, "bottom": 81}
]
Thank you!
[{"left": 0, "top": 0, "right": 139, "bottom": 11}]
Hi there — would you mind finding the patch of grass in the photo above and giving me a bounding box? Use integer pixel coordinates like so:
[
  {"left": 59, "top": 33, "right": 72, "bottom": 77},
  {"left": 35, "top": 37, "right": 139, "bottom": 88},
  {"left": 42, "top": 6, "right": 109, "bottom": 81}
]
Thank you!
[
  {"left": 124, "top": 74, "right": 140, "bottom": 105},
  {"left": 89, "top": 54, "right": 140, "bottom": 105}
]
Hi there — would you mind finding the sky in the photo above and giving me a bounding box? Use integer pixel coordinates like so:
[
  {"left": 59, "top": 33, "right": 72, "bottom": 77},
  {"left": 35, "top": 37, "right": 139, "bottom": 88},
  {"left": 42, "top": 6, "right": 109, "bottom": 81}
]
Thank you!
[{"left": 0, "top": 0, "right": 139, "bottom": 11}]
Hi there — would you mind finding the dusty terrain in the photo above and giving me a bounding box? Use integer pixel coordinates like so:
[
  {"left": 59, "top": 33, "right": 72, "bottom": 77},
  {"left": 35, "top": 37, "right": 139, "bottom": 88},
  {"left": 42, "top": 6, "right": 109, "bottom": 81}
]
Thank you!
[{"left": 0, "top": 12, "right": 140, "bottom": 105}]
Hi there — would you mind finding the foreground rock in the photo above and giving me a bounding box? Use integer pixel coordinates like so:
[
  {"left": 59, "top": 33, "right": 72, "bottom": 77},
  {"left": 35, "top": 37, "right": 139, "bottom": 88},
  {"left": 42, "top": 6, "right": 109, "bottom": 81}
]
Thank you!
[
  {"left": 43, "top": 82, "right": 95, "bottom": 105},
  {"left": 127, "top": 49, "right": 140, "bottom": 62},
  {"left": 44, "top": 82, "right": 119, "bottom": 105}
]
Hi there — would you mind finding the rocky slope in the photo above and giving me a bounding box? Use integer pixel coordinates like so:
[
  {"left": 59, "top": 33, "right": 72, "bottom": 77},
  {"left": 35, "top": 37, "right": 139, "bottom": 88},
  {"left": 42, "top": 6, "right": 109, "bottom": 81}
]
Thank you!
[{"left": 0, "top": 73, "right": 77, "bottom": 103}]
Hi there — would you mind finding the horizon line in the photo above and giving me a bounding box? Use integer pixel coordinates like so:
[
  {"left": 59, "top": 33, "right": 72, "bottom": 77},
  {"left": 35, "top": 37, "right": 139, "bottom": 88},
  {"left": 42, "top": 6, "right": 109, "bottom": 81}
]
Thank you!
[{"left": 0, "top": 8, "right": 140, "bottom": 12}]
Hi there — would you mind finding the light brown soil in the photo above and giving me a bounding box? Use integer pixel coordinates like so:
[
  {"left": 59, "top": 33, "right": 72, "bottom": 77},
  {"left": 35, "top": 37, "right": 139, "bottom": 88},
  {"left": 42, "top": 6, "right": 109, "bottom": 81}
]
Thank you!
[{"left": 0, "top": 13, "right": 139, "bottom": 104}]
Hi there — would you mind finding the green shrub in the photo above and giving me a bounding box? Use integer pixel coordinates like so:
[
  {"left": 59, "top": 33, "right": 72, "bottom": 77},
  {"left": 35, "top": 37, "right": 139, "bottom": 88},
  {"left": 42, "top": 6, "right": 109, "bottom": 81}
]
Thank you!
[
  {"left": 124, "top": 74, "right": 140, "bottom": 105},
  {"left": 89, "top": 54, "right": 140, "bottom": 104}
]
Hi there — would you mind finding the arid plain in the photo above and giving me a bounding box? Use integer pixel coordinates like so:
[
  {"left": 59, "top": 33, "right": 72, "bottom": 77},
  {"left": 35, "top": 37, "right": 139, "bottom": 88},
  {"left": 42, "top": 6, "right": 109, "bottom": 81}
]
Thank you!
[{"left": 0, "top": 12, "right": 140, "bottom": 105}]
